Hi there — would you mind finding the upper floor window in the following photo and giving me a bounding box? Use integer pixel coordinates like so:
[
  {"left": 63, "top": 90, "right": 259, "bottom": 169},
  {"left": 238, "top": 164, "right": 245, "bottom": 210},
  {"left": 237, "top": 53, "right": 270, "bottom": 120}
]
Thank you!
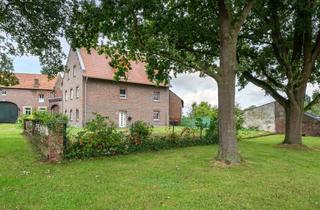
[
  {"left": 120, "top": 88, "right": 127, "bottom": 99},
  {"left": 23, "top": 106, "right": 32, "bottom": 115},
  {"left": 39, "top": 94, "right": 45, "bottom": 103},
  {"left": 76, "top": 86, "right": 80, "bottom": 98},
  {"left": 70, "top": 88, "right": 74, "bottom": 100},
  {"left": 68, "top": 69, "right": 70, "bottom": 80},
  {"left": 65, "top": 90, "right": 68, "bottom": 101},
  {"left": 153, "top": 91, "right": 160, "bottom": 101},
  {"left": 73, "top": 65, "right": 76, "bottom": 77},
  {"left": 153, "top": 111, "right": 160, "bottom": 121},
  {"left": 0, "top": 89, "right": 7, "bottom": 96}
]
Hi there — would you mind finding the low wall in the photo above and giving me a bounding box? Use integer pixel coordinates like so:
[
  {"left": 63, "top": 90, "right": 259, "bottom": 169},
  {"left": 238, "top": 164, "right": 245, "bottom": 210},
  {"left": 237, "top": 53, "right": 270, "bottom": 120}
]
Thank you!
[{"left": 24, "top": 119, "right": 66, "bottom": 162}]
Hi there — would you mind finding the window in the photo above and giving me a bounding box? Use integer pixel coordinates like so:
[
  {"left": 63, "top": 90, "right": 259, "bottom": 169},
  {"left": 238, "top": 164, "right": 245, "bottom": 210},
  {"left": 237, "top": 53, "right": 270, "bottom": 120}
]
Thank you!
[
  {"left": 39, "top": 94, "right": 45, "bottom": 103},
  {"left": 23, "top": 106, "right": 32, "bottom": 115},
  {"left": 153, "top": 91, "right": 160, "bottom": 101},
  {"left": 119, "top": 88, "right": 127, "bottom": 99},
  {"left": 65, "top": 90, "right": 68, "bottom": 101},
  {"left": 119, "top": 111, "right": 127, "bottom": 128},
  {"left": 0, "top": 89, "right": 6, "bottom": 96},
  {"left": 38, "top": 106, "right": 47, "bottom": 112},
  {"left": 73, "top": 65, "right": 76, "bottom": 77},
  {"left": 64, "top": 110, "right": 67, "bottom": 116},
  {"left": 76, "top": 109, "right": 79, "bottom": 122},
  {"left": 69, "top": 109, "right": 73, "bottom": 121},
  {"left": 68, "top": 69, "right": 70, "bottom": 80},
  {"left": 76, "top": 86, "right": 80, "bottom": 98},
  {"left": 70, "top": 88, "right": 74, "bottom": 100},
  {"left": 153, "top": 111, "right": 160, "bottom": 121}
]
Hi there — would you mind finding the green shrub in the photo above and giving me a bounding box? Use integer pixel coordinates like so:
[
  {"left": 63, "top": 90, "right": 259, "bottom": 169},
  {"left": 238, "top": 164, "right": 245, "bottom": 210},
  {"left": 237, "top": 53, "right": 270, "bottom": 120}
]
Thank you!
[
  {"left": 205, "top": 117, "right": 219, "bottom": 144},
  {"left": 65, "top": 113, "right": 128, "bottom": 158},
  {"left": 129, "top": 121, "right": 153, "bottom": 144}
]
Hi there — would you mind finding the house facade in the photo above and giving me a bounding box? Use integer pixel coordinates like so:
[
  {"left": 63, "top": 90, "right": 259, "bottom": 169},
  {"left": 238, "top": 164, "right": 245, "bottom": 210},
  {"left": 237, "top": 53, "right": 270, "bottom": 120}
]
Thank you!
[
  {"left": 244, "top": 101, "right": 320, "bottom": 136},
  {"left": 0, "top": 73, "right": 57, "bottom": 123},
  {"left": 62, "top": 48, "right": 182, "bottom": 127}
]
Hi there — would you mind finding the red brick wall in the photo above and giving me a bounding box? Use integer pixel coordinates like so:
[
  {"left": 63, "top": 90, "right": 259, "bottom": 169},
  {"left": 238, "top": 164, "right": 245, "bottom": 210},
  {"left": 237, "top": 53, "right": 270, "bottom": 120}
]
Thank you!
[
  {"left": 0, "top": 88, "right": 52, "bottom": 114},
  {"left": 62, "top": 50, "right": 85, "bottom": 127},
  {"left": 169, "top": 90, "right": 183, "bottom": 124},
  {"left": 86, "top": 78, "right": 170, "bottom": 127},
  {"left": 275, "top": 102, "right": 320, "bottom": 136}
]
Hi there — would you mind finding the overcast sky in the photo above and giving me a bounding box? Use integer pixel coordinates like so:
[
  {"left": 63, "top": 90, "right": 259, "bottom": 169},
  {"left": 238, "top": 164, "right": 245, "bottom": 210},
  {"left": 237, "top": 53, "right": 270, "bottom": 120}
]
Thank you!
[{"left": 13, "top": 40, "right": 318, "bottom": 114}]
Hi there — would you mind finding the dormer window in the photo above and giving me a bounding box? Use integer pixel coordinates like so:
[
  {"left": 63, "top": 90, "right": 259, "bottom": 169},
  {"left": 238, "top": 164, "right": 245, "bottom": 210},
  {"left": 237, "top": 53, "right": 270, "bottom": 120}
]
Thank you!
[
  {"left": 39, "top": 94, "right": 45, "bottom": 103},
  {"left": 120, "top": 88, "right": 127, "bottom": 99},
  {"left": 0, "top": 89, "right": 6, "bottom": 96}
]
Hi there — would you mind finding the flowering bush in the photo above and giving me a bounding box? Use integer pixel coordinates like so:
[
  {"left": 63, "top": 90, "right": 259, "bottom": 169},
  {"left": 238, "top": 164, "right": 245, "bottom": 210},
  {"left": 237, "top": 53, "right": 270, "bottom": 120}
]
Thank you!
[{"left": 129, "top": 121, "right": 153, "bottom": 144}]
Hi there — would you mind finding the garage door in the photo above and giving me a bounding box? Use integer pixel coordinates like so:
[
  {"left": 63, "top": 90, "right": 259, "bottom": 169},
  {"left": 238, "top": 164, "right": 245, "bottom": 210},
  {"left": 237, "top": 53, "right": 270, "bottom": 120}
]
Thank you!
[{"left": 0, "top": 102, "right": 19, "bottom": 123}]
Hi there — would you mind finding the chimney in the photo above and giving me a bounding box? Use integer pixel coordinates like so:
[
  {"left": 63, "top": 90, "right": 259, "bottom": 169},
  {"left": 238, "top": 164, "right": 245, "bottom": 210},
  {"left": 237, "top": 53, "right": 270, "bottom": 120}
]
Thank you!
[{"left": 34, "top": 79, "right": 40, "bottom": 88}]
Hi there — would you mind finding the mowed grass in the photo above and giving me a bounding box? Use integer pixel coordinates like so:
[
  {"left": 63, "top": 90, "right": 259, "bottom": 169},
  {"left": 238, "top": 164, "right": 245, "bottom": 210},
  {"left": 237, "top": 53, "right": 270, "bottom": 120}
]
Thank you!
[{"left": 1, "top": 124, "right": 320, "bottom": 210}]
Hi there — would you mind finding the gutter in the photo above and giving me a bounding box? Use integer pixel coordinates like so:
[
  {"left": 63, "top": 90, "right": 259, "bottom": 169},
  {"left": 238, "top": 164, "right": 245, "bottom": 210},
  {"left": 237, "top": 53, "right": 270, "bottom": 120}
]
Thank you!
[{"left": 84, "top": 76, "right": 88, "bottom": 126}]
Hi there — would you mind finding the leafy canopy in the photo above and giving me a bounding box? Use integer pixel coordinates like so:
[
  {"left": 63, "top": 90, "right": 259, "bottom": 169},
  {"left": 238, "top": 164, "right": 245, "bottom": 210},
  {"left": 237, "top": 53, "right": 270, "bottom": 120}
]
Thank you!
[{"left": 0, "top": 0, "right": 70, "bottom": 85}]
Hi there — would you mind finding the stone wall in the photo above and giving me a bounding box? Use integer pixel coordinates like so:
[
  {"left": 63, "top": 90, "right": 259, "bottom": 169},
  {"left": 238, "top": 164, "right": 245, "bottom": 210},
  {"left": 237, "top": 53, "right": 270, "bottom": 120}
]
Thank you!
[{"left": 243, "top": 102, "right": 276, "bottom": 132}]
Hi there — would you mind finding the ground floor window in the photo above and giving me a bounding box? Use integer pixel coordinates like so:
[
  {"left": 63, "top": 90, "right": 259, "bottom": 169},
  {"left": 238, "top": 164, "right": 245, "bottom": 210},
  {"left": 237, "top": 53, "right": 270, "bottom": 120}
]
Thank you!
[
  {"left": 70, "top": 109, "right": 73, "bottom": 121},
  {"left": 76, "top": 109, "right": 79, "bottom": 122},
  {"left": 153, "top": 111, "right": 160, "bottom": 121},
  {"left": 38, "top": 106, "right": 47, "bottom": 112},
  {"left": 23, "top": 106, "right": 32, "bottom": 115}
]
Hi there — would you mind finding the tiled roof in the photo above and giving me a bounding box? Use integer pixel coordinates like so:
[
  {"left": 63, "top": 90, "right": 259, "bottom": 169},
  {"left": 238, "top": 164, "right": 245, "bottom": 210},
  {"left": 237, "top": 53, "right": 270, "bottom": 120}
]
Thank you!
[
  {"left": 6, "top": 73, "right": 56, "bottom": 90},
  {"left": 79, "top": 48, "right": 166, "bottom": 86}
]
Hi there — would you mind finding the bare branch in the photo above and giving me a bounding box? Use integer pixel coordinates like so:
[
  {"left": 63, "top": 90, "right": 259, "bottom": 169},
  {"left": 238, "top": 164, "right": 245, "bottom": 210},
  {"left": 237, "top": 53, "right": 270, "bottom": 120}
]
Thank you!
[{"left": 243, "top": 71, "right": 288, "bottom": 107}]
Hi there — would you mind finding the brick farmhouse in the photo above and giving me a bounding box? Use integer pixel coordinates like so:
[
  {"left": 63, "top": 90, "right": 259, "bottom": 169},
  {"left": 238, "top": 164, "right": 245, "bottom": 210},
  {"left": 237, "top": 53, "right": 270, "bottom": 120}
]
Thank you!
[
  {"left": 0, "top": 48, "right": 183, "bottom": 127},
  {"left": 0, "top": 73, "right": 58, "bottom": 122},
  {"left": 243, "top": 101, "right": 320, "bottom": 136}
]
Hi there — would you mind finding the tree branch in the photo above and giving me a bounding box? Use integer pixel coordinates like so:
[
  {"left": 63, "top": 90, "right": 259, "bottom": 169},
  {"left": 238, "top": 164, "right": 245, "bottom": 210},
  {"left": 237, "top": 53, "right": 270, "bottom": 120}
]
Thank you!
[
  {"left": 233, "top": 0, "right": 255, "bottom": 34},
  {"left": 243, "top": 71, "right": 288, "bottom": 107},
  {"left": 311, "top": 30, "right": 320, "bottom": 65},
  {"left": 304, "top": 93, "right": 320, "bottom": 111},
  {"left": 261, "top": 68, "right": 284, "bottom": 89}
]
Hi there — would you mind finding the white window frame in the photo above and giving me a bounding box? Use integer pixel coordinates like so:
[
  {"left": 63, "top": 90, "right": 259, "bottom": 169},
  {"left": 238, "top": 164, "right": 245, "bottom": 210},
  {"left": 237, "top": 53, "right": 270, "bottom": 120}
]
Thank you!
[
  {"left": 153, "top": 111, "right": 160, "bottom": 121},
  {"left": 1, "top": 88, "right": 7, "bottom": 96},
  {"left": 119, "top": 88, "right": 127, "bottom": 99},
  {"left": 23, "top": 106, "right": 32, "bottom": 115},
  {"left": 69, "top": 109, "right": 73, "bottom": 121},
  {"left": 76, "top": 86, "right": 80, "bottom": 98},
  {"left": 76, "top": 109, "right": 80, "bottom": 122},
  {"left": 119, "top": 111, "right": 127, "bottom": 128},
  {"left": 70, "top": 88, "right": 74, "bottom": 100},
  {"left": 39, "top": 94, "right": 45, "bottom": 103},
  {"left": 38, "top": 106, "right": 47, "bottom": 112},
  {"left": 153, "top": 91, "right": 160, "bottom": 101},
  {"left": 65, "top": 90, "right": 68, "bottom": 101}
]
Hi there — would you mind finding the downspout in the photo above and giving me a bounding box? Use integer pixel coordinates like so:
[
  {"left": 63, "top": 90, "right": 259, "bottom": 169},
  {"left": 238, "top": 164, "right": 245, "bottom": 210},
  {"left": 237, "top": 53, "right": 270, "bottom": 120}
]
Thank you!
[{"left": 84, "top": 76, "right": 88, "bottom": 126}]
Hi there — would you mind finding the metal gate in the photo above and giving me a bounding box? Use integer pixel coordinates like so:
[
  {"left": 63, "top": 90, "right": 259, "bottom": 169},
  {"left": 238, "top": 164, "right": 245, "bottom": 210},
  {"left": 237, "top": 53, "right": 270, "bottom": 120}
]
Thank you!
[{"left": 0, "top": 102, "right": 19, "bottom": 123}]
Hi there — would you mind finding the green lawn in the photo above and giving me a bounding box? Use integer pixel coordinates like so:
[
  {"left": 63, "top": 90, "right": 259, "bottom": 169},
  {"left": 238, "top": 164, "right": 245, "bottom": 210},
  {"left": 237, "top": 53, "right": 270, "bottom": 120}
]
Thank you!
[{"left": 1, "top": 124, "right": 320, "bottom": 209}]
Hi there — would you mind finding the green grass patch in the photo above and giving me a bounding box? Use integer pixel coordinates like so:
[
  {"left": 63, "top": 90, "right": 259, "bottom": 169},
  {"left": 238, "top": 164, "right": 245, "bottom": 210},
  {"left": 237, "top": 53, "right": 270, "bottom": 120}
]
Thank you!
[{"left": 1, "top": 124, "right": 320, "bottom": 209}]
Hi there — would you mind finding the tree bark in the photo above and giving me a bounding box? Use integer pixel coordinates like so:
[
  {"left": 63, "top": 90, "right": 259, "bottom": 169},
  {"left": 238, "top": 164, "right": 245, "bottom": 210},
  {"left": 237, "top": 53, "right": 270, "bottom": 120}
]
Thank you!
[
  {"left": 283, "top": 102, "right": 304, "bottom": 145},
  {"left": 216, "top": 22, "right": 240, "bottom": 163}
]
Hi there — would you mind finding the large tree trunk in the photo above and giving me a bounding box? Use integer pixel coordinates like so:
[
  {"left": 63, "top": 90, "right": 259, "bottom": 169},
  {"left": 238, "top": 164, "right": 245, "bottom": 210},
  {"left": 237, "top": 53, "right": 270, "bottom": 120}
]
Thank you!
[
  {"left": 216, "top": 24, "right": 240, "bottom": 164},
  {"left": 283, "top": 92, "right": 305, "bottom": 145}
]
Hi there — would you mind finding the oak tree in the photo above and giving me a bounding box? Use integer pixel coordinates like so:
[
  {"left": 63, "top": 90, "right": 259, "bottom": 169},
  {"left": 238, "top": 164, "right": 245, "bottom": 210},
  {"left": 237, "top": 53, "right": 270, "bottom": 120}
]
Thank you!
[
  {"left": 66, "top": 0, "right": 254, "bottom": 164},
  {"left": 239, "top": 0, "right": 320, "bottom": 144},
  {"left": 0, "top": 0, "right": 69, "bottom": 85}
]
